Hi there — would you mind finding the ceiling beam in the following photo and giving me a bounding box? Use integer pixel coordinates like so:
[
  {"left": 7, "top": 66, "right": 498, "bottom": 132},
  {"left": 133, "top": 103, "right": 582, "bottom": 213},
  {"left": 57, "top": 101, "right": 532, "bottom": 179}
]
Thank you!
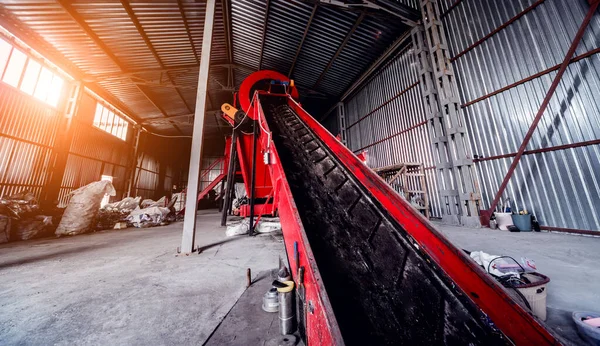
[
  {"left": 288, "top": 4, "right": 318, "bottom": 77},
  {"left": 312, "top": 11, "right": 365, "bottom": 89},
  {"left": 120, "top": 1, "right": 194, "bottom": 115},
  {"left": 221, "top": 0, "right": 235, "bottom": 87},
  {"left": 89, "top": 63, "right": 253, "bottom": 81},
  {"left": 177, "top": 0, "right": 200, "bottom": 63},
  {"left": 257, "top": 0, "right": 271, "bottom": 70},
  {"left": 57, "top": 0, "right": 185, "bottom": 134},
  {"left": 299, "top": 0, "right": 418, "bottom": 26}
]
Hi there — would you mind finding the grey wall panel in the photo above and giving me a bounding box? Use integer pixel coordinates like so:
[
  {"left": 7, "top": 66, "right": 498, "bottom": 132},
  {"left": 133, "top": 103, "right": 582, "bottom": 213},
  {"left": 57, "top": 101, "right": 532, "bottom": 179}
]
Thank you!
[
  {"left": 439, "top": 0, "right": 600, "bottom": 231},
  {"left": 340, "top": 0, "right": 600, "bottom": 231},
  {"left": 343, "top": 46, "right": 442, "bottom": 217}
]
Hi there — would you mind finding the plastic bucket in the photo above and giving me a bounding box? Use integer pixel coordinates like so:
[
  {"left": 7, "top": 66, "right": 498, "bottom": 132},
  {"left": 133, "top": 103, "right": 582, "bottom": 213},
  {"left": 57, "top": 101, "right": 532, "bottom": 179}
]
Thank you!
[
  {"left": 514, "top": 272, "right": 550, "bottom": 321},
  {"left": 512, "top": 214, "right": 532, "bottom": 232},
  {"left": 572, "top": 311, "right": 600, "bottom": 346},
  {"left": 494, "top": 212, "right": 513, "bottom": 231}
]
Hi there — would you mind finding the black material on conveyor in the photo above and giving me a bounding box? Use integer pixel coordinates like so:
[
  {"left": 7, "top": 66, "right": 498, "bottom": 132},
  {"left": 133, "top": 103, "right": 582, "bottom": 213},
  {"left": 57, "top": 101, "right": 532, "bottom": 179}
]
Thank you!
[{"left": 260, "top": 95, "right": 508, "bottom": 346}]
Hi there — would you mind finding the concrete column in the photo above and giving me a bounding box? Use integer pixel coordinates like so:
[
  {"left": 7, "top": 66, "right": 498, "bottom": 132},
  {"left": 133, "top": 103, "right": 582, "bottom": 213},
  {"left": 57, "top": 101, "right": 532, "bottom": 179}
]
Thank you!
[
  {"left": 126, "top": 126, "right": 141, "bottom": 197},
  {"left": 42, "top": 80, "right": 83, "bottom": 205},
  {"left": 181, "top": 0, "right": 216, "bottom": 254}
]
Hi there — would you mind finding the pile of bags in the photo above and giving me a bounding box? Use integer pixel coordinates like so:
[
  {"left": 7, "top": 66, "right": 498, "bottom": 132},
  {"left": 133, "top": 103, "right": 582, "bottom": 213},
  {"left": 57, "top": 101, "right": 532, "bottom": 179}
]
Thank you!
[
  {"left": 1, "top": 180, "right": 179, "bottom": 243},
  {"left": 0, "top": 191, "right": 57, "bottom": 242}
]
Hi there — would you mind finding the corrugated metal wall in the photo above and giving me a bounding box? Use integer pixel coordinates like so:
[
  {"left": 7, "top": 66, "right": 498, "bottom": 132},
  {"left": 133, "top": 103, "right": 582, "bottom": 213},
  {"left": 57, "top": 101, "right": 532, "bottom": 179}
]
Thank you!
[
  {"left": 0, "top": 84, "right": 60, "bottom": 199},
  {"left": 0, "top": 83, "right": 181, "bottom": 206},
  {"left": 334, "top": 0, "right": 600, "bottom": 232},
  {"left": 58, "top": 93, "right": 131, "bottom": 206},
  {"left": 341, "top": 46, "right": 442, "bottom": 218},
  {"left": 439, "top": 0, "right": 600, "bottom": 232}
]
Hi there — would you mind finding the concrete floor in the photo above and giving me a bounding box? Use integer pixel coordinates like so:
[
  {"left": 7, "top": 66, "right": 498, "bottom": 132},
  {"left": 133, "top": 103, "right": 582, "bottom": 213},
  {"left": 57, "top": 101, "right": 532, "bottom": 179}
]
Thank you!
[
  {"left": 0, "top": 210, "right": 282, "bottom": 346},
  {"left": 438, "top": 223, "right": 600, "bottom": 345},
  {"left": 206, "top": 270, "right": 303, "bottom": 346},
  {"left": 1, "top": 208, "right": 598, "bottom": 345}
]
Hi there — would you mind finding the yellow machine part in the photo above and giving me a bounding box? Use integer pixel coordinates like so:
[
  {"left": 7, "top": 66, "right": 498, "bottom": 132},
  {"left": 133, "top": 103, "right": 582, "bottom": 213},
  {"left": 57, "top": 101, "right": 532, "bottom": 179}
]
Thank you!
[{"left": 221, "top": 103, "right": 238, "bottom": 120}]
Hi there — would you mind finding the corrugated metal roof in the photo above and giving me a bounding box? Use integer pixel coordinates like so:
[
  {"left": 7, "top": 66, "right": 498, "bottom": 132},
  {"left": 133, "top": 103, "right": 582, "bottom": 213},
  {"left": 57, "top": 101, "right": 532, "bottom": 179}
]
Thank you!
[{"left": 0, "top": 0, "right": 413, "bottom": 142}]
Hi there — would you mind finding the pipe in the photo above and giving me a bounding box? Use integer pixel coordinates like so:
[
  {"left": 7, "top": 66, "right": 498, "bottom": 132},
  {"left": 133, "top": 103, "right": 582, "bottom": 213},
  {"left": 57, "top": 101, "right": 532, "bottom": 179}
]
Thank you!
[
  {"left": 248, "top": 119, "right": 259, "bottom": 236},
  {"left": 483, "top": 0, "right": 600, "bottom": 224},
  {"left": 221, "top": 129, "right": 238, "bottom": 226}
]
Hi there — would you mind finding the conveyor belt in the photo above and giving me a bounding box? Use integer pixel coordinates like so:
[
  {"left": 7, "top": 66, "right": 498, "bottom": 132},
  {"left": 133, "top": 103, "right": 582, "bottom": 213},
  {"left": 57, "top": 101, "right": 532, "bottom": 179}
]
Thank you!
[{"left": 260, "top": 95, "right": 506, "bottom": 345}]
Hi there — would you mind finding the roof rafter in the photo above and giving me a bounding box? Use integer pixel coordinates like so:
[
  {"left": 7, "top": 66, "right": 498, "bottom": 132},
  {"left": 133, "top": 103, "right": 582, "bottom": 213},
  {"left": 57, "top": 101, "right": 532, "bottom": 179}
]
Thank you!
[
  {"left": 257, "top": 0, "right": 272, "bottom": 70},
  {"left": 312, "top": 10, "right": 365, "bottom": 89},
  {"left": 221, "top": 0, "right": 235, "bottom": 87},
  {"left": 56, "top": 0, "right": 184, "bottom": 134},
  {"left": 288, "top": 4, "right": 318, "bottom": 78},
  {"left": 120, "top": 1, "right": 194, "bottom": 115}
]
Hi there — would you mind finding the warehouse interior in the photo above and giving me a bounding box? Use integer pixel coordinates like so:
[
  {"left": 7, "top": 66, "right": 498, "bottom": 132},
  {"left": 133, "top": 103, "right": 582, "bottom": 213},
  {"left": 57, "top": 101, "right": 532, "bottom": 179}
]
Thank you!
[{"left": 1, "top": 0, "right": 599, "bottom": 345}]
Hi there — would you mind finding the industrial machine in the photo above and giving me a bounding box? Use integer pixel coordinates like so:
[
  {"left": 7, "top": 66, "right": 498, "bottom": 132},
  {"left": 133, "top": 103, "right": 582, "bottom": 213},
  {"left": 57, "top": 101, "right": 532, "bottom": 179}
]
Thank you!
[{"left": 218, "top": 70, "right": 559, "bottom": 345}]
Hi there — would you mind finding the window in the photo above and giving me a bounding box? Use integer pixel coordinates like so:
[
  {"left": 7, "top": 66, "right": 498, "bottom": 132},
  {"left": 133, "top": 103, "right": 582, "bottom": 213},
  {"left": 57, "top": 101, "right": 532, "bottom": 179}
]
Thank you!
[
  {"left": 0, "top": 39, "right": 13, "bottom": 77},
  {"left": 3, "top": 48, "right": 26, "bottom": 87},
  {"left": 47, "top": 75, "right": 63, "bottom": 107},
  {"left": 20, "top": 59, "right": 41, "bottom": 95},
  {"left": 0, "top": 38, "right": 65, "bottom": 107},
  {"left": 93, "top": 102, "right": 129, "bottom": 141},
  {"left": 33, "top": 67, "right": 52, "bottom": 102}
]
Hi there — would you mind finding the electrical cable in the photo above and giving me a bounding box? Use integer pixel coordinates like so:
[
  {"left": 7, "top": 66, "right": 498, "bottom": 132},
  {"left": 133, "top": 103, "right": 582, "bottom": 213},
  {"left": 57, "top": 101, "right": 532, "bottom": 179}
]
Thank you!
[{"left": 142, "top": 130, "right": 192, "bottom": 139}]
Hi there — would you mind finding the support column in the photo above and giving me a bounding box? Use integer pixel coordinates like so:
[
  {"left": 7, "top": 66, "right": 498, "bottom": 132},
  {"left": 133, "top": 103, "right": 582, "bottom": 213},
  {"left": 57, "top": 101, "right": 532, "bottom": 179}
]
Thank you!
[
  {"left": 42, "top": 80, "right": 83, "bottom": 205},
  {"left": 181, "top": 0, "right": 216, "bottom": 254},
  {"left": 412, "top": 0, "right": 480, "bottom": 227},
  {"left": 337, "top": 102, "right": 347, "bottom": 146},
  {"left": 126, "top": 125, "right": 141, "bottom": 197}
]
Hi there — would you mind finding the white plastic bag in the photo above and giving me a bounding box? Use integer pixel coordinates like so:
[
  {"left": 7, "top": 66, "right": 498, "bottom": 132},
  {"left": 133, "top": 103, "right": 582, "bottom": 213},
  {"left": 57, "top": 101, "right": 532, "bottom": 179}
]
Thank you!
[
  {"left": 470, "top": 251, "right": 522, "bottom": 277},
  {"left": 127, "top": 206, "right": 170, "bottom": 228},
  {"left": 56, "top": 181, "right": 116, "bottom": 236}
]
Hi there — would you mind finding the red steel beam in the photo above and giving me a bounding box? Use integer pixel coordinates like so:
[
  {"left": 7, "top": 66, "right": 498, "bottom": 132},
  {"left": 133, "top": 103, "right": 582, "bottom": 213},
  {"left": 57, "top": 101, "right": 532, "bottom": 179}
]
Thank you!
[
  {"left": 353, "top": 120, "right": 427, "bottom": 153},
  {"left": 462, "top": 47, "right": 600, "bottom": 108},
  {"left": 440, "top": 0, "right": 463, "bottom": 18},
  {"left": 474, "top": 138, "right": 600, "bottom": 163},
  {"left": 450, "top": 0, "right": 545, "bottom": 62},
  {"left": 540, "top": 225, "right": 599, "bottom": 236},
  {"left": 347, "top": 81, "right": 419, "bottom": 130},
  {"left": 482, "top": 0, "right": 600, "bottom": 223}
]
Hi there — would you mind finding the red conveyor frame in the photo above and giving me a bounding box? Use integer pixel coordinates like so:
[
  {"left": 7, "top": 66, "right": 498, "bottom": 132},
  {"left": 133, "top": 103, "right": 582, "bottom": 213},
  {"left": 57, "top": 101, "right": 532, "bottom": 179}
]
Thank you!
[{"left": 248, "top": 91, "right": 559, "bottom": 345}]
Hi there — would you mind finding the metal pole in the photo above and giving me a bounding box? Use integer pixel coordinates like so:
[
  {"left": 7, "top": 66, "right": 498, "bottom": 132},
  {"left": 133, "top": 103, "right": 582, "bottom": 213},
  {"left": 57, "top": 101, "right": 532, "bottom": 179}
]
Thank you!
[
  {"left": 248, "top": 119, "right": 259, "bottom": 236},
  {"left": 221, "top": 130, "right": 238, "bottom": 226},
  {"left": 181, "top": 0, "right": 215, "bottom": 254},
  {"left": 226, "top": 153, "right": 238, "bottom": 215},
  {"left": 127, "top": 126, "right": 141, "bottom": 197},
  {"left": 483, "top": 0, "right": 600, "bottom": 224}
]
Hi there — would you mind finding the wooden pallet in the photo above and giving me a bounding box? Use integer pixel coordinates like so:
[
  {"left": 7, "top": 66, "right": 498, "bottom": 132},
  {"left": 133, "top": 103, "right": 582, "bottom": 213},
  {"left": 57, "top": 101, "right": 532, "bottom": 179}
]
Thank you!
[{"left": 373, "top": 162, "right": 430, "bottom": 219}]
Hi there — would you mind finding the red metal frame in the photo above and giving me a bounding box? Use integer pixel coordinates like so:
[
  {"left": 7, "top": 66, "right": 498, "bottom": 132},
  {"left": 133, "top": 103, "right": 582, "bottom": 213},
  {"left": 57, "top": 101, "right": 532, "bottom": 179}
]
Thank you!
[
  {"left": 248, "top": 88, "right": 558, "bottom": 344},
  {"left": 283, "top": 96, "right": 558, "bottom": 344},
  {"left": 252, "top": 93, "right": 343, "bottom": 345},
  {"left": 238, "top": 69, "right": 299, "bottom": 115}
]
